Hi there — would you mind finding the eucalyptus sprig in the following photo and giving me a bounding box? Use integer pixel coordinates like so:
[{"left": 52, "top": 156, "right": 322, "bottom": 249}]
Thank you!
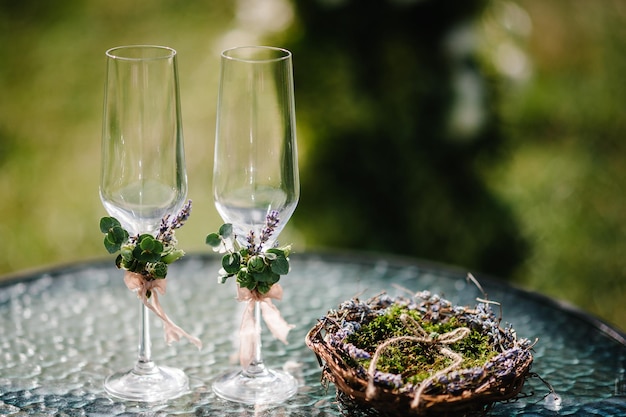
[
  {"left": 205, "top": 210, "right": 291, "bottom": 294},
  {"left": 99, "top": 200, "right": 191, "bottom": 281}
]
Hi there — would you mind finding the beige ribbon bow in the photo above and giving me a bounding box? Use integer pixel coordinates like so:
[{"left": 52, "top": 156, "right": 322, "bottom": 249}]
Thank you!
[
  {"left": 236, "top": 284, "right": 294, "bottom": 369},
  {"left": 124, "top": 271, "right": 202, "bottom": 350}
]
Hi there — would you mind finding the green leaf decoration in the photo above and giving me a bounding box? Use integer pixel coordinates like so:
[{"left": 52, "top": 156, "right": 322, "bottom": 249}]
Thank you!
[
  {"left": 257, "top": 281, "right": 272, "bottom": 294},
  {"left": 139, "top": 237, "right": 155, "bottom": 251},
  {"left": 161, "top": 249, "right": 185, "bottom": 264},
  {"left": 125, "top": 258, "right": 140, "bottom": 272},
  {"left": 151, "top": 262, "right": 168, "bottom": 279},
  {"left": 131, "top": 235, "right": 163, "bottom": 263},
  {"left": 271, "top": 256, "right": 290, "bottom": 275},
  {"left": 219, "top": 223, "right": 233, "bottom": 238},
  {"left": 120, "top": 245, "right": 134, "bottom": 263},
  {"left": 144, "top": 252, "right": 163, "bottom": 264},
  {"left": 104, "top": 235, "right": 121, "bottom": 254},
  {"left": 115, "top": 254, "right": 123, "bottom": 269},
  {"left": 100, "top": 208, "right": 190, "bottom": 281},
  {"left": 236, "top": 270, "right": 256, "bottom": 291},
  {"left": 208, "top": 214, "right": 293, "bottom": 293},
  {"left": 110, "top": 226, "right": 128, "bottom": 244},
  {"left": 101, "top": 220, "right": 128, "bottom": 254},
  {"left": 253, "top": 269, "right": 280, "bottom": 284},
  {"left": 222, "top": 252, "right": 241, "bottom": 274},
  {"left": 266, "top": 248, "right": 285, "bottom": 257},
  {"left": 133, "top": 244, "right": 161, "bottom": 263},
  {"left": 138, "top": 234, "right": 159, "bottom": 250},
  {"left": 247, "top": 255, "right": 266, "bottom": 273},
  {"left": 205, "top": 233, "right": 222, "bottom": 247},
  {"left": 268, "top": 245, "right": 291, "bottom": 257},
  {"left": 100, "top": 217, "right": 121, "bottom": 234}
]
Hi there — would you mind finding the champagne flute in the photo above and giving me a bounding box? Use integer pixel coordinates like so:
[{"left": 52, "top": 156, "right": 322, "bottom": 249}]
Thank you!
[
  {"left": 100, "top": 45, "right": 189, "bottom": 401},
  {"left": 212, "top": 46, "right": 299, "bottom": 404}
]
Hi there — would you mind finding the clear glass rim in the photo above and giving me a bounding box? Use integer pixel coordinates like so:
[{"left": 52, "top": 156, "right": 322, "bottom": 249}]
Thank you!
[
  {"left": 221, "top": 46, "right": 291, "bottom": 63},
  {"left": 106, "top": 45, "right": 177, "bottom": 61}
]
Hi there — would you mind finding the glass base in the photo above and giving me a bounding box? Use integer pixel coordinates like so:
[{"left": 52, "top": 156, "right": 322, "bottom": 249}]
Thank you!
[
  {"left": 104, "top": 362, "right": 189, "bottom": 402},
  {"left": 212, "top": 368, "right": 297, "bottom": 405}
]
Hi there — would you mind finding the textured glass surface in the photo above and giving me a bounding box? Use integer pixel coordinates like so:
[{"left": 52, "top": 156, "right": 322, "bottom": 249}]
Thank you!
[{"left": 1, "top": 253, "right": 625, "bottom": 416}]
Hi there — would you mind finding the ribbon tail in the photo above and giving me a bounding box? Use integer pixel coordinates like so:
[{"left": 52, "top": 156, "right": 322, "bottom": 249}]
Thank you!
[
  {"left": 146, "top": 290, "right": 203, "bottom": 350},
  {"left": 260, "top": 299, "right": 295, "bottom": 345},
  {"left": 239, "top": 300, "right": 257, "bottom": 369},
  {"left": 124, "top": 272, "right": 202, "bottom": 350}
]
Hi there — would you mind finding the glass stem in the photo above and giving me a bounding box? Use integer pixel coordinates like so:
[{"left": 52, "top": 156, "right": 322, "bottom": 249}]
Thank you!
[
  {"left": 243, "top": 301, "right": 268, "bottom": 377},
  {"left": 134, "top": 301, "right": 157, "bottom": 375}
]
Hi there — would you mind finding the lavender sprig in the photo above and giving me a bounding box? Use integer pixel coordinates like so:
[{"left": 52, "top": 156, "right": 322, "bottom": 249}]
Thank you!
[
  {"left": 260, "top": 210, "right": 280, "bottom": 246},
  {"left": 172, "top": 199, "right": 192, "bottom": 229},
  {"left": 245, "top": 209, "right": 280, "bottom": 255},
  {"left": 157, "top": 200, "right": 192, "bottom": 245}
]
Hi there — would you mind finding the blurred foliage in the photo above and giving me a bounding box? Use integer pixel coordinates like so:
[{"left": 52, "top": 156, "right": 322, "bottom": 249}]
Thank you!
[
  {"left": 478, "top": 0, "right": 626, "bottom": 329},
  {"left": 280, "top": 0, "right": 626, "bottom": 329},
  {"left": 283, "top": 0, "right": 528, "bottom": 277},
  {"left": 0, "top": 0, "right": 624, "bottom": 330}
]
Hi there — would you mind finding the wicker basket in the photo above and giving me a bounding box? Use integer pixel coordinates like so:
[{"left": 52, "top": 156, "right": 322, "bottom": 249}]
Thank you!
[{"left": 305, "top": 292, "right": 534, "bottom": 417}]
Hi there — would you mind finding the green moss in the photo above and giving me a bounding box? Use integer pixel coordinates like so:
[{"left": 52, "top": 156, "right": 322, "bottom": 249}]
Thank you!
[{"left": 346, "top": 304, "right": 497, "bottom": 385}]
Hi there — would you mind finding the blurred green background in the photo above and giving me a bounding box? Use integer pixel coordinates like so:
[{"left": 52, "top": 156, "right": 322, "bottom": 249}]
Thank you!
[{"left": 0, "top": 0, "right": 624, "bottom": 331}]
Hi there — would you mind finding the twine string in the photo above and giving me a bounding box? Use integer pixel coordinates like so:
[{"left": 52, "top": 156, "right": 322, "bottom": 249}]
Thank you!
[{"left": 365, "top": 313, "right": 470, "bottom": 410}]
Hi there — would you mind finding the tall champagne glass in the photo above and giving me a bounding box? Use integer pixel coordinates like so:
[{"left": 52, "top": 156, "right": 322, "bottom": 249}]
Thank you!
[
  {"left": 212, "top": 46, "right": 299, "bottom": 404},
  {"left": 100, "top": 45, "right": 189, "bottom": 401}
]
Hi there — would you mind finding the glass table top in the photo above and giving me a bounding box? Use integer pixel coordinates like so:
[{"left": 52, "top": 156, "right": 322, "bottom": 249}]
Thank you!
[{"left": 1, "top": 253, "right": 625, "bottom": 416}]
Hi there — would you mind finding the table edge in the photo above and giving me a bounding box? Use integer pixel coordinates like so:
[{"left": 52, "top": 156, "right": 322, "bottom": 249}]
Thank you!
[{"left": 1, "top": 250, "right": 624, "bottom": 346}]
